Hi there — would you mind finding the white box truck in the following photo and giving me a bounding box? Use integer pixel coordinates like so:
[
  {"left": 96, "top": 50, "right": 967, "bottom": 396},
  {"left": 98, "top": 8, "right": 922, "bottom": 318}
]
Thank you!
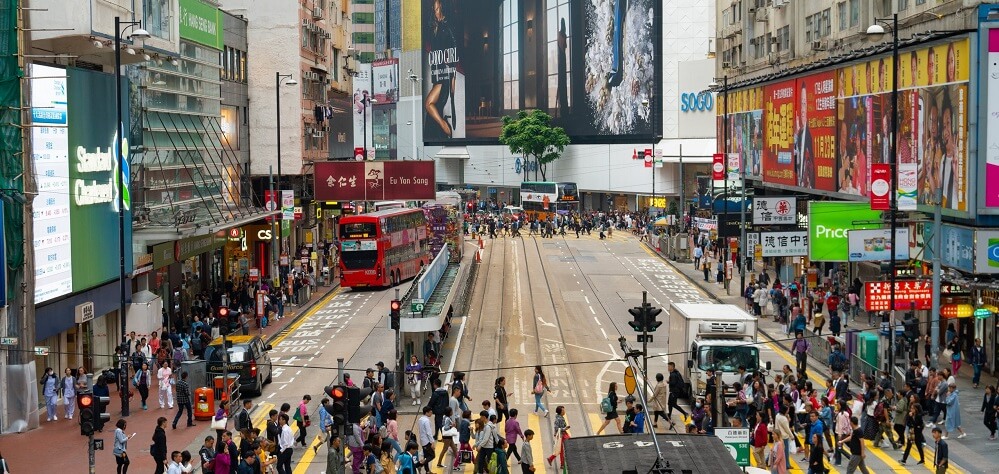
[{"left": 668, "top": 303, "right": 764, "bottom": 398}]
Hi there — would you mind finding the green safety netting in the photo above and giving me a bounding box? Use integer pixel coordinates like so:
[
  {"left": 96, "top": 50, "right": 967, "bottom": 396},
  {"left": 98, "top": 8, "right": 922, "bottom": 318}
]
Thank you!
[{"left": 0, "top": 0, "right": 23, "bottom": 305}]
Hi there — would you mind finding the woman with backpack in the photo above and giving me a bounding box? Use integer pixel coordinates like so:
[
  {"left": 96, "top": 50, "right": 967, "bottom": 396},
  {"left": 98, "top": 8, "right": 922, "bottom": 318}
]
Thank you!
[
  {"left": 595, "top": 382, "right": 622, "bottom": 435},
  {"left": 531, "top": 366, "right": 551, "bottom": 417}
]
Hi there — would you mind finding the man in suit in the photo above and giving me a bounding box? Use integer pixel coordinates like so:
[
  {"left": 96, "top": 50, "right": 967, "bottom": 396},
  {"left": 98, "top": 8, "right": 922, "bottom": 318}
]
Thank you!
[
  {"left": 940, "top": 99, "right": 958, "bottom": 208},
  {"left": 794, "top": 82, "right": 815, "bottom": 188},
  {"left": 835, "top": 372, "right": 850, "bottom": 403}
]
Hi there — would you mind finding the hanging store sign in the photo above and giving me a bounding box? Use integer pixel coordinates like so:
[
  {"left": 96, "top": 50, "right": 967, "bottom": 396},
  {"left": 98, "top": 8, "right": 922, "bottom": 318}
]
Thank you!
[
  {"left": 847, "top": 228, "right": 910, "bottom": 262},
  {"left": 179, "top": 0, "right": 223, "bottom": 50},
  {"left": 760, "top": 231, "right": 808, "bottom": 257},
  {"left": 870, "top": 164, "right": 891, "bottom": 211},
  {"left": 712, "top": 153, "right": 725, "bottom": 180},
  {"left": 864, "top": 280, "right": 932, "bottom": 311},
  {"left": 752, "top": 197, "right": 796, "bottom": 225},
  {"left": 314, "top": 161, "right": 436, "bottom": 201}
]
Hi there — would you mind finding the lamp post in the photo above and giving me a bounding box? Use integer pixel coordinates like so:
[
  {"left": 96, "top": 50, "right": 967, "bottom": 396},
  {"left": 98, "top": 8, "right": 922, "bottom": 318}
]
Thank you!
[
  {"left": 362, "top": 91, "right": 378, "bottom": 160},
  {"left": 641, "top": 96, "right": 657, "bottom": 217},
  {"left": 867, "top": 13, "right": 899, "bottom": 381},
  {"left": 709, "top": 76, "right": 729, "bottom": 293},
  {"left": 113, "top": 16, "right": 149, "bottom": 417},
  {"left": 408, "top": 69, "right": 420, "bottom": 160},
  {"left": 274, "top": 72, "right": 297, "bottom": 279}
]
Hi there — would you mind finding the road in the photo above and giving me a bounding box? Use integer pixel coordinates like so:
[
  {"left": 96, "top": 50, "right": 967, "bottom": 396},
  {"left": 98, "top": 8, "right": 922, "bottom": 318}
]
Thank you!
[{"left": 262, "top": 231, "right": 974, "bottom": 473}]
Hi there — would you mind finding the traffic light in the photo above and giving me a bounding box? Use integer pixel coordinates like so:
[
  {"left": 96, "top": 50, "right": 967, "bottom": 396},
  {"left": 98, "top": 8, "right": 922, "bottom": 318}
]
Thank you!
[
  {"left": 95, "top": 394, "right": 111, "bottom": 432},
  {"left": 628, "top": 303, "right": 663, "bottom": 332},
  {"left": 325, "top": 384, "right": 347, "bottom": 435},
  {"left": 628, "top": 306, "right": 646, "bottom": 332},
  {"left": 390, "top": 300, "right": 401, "bottom": 330},
  {"left": 346, "top": 386, "right": 372, "bottom": 424},
  {"left": 78, "top": 392, "right": 95, "bottom": 436},
  {"left": 217, "top": 306, "right": 231, "bottom": 334}
]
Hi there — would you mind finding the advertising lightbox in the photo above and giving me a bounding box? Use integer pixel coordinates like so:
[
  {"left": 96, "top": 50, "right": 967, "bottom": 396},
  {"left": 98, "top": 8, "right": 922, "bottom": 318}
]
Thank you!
[
  {"left": 808, "top": 201, "right": 882, "bottom": 262},
  {"left": 420, "top": 0, "right": 662, "bottom": 144}
]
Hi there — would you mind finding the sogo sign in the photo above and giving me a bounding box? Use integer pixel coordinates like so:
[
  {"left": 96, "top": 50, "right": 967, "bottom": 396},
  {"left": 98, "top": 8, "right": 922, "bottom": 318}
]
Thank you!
[{"left": 808, "top": 202, "right": 882, "bottom": 262}]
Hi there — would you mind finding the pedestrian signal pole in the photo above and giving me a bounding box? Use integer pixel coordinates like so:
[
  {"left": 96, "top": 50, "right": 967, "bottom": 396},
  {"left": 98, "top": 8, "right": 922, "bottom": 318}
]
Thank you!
[{"left": 628, "top": 291, "right": 662, "bottom": 404}]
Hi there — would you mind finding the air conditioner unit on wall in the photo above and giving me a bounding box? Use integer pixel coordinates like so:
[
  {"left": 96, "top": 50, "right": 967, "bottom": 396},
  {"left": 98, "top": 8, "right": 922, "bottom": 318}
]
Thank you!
[{"left": 812, "top": 40, "right": 826, "bottom": 51}]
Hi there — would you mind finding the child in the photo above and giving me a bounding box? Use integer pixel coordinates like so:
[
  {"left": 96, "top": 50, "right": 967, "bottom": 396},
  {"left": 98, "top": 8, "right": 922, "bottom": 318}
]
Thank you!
[
  {"left": 521, "top": 429, "right": 535, "bottom": 474},
  {"left": 482, "top": 400, "right": 497, "bottom": 420}
]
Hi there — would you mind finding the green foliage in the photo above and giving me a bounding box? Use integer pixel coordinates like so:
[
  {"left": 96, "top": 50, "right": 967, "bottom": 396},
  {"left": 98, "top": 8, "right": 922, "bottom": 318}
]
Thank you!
[{"left": 498, "top": 110, "right": 570, "bottom": 181}]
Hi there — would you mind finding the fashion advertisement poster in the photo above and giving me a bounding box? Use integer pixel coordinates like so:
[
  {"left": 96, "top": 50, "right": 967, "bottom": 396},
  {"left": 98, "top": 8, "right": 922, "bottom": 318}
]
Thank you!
[
  {"left": 421, "top": 0, "right": 661, "bottom": 145},
  {"left": 717, "top": 87, "right": 763, "bottom": 180}
]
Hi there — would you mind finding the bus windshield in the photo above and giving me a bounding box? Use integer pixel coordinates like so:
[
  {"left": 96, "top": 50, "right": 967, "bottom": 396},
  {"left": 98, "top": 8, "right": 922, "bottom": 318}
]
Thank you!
[
  {"left": 340, "top": 222, "right": 377, "bottom": 238},
  {"left": 341, "top": 249, "right": 378, "bottom": 269},
  {"left": 696, "top": 345, "right": 759, "bottom": 372}
]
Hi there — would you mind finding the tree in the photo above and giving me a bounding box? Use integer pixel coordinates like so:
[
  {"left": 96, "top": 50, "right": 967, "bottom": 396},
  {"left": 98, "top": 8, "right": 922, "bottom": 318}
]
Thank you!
[{"left": 498, "top": 110, "right": 570, "bottom": 181}]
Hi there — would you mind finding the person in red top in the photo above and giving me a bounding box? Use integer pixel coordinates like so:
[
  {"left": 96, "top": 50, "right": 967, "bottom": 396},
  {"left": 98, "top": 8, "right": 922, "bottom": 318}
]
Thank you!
[
  {"left": 826, "top": 291, "right": 841, "bottom": 319},
  {"left": 752, "top": 411, "right": 770, "bottom": 467}
]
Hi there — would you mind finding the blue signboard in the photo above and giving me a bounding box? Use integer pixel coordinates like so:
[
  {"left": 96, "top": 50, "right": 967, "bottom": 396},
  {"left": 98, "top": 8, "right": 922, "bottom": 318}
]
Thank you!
[{"left": 923, "top": 222, "right": 975, "bottom": 273}]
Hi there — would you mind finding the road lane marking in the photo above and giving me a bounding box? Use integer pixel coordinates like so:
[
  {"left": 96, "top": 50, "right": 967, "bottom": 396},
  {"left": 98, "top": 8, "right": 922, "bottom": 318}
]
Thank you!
[
  {"left": 588, "top": 306, "right": 596, "bottom": 315},
  {"left": 594, "top": 316, "right": 602, "bottom": 326}
]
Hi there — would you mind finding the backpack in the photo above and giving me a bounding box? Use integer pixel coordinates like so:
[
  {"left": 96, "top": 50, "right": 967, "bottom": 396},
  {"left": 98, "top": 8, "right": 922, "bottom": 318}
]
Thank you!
[
  {"left": 873, "top": 401, "right": 886, "bottom": 421},
  {"left": 486, "top": 452, "right": 499, "bottom": 474},
  {"left": 601, "top": 396, "right": 613, "bottom": 414},
  {"left": 398, "top": 453, "right": 415, "bottom": 474}
]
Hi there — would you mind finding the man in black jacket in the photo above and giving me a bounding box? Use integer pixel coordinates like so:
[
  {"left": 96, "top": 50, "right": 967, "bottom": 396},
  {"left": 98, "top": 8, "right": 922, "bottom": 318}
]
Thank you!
[
  {"left": 428, "top": 378, "right": 449, "bottom": 438},
  {"left": 666, "top": 363, "right": 689, "bottom": 421},
  {"left": 152, "top": 417, "right": 168, "bottom": 474}
]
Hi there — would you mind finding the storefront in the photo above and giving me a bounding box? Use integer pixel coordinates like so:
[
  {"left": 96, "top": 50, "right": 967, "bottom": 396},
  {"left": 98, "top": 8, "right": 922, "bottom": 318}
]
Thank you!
[
  {"left": 34, "top": 280, "right": 128, "bottom": 381},
  {"left": 148, "top": 234, "right": 226, "bottom": 329},
  {"left": 223, "top": 224, "right": 278, "bottom": 282}
]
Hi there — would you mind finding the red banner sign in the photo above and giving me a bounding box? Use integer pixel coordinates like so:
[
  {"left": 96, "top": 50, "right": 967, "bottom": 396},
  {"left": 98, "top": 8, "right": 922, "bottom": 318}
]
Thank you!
[
  {"left": 314, "top": 161, "right": 436, "bottom": 201},
  {"left": 264, "top": 190, "right": 279, "bottom": 222},
  {"left": 712, "top": 153, "right": 725, "bottom": 180},
  {"left": 797, "top": 72, "right": 837, "bottom": 191},
  {"left": 870, "top": 163, "right": 891, "bottom": 210},
  {"left": 762, "top": 80, "right": 797, "bottom": 186},
  {"left": 864, "top": 280, "right": 932, "bottom": 311}
]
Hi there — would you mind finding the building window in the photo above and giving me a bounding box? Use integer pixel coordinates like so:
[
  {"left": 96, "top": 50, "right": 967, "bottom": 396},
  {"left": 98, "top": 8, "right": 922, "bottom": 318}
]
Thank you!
[
  {"left": 849, "top": 0, "right": 860, "bottom": 27},
  {"left": 916, "top": 0, "right": 926, "bottom": 4},
  {"left": 143, "top": 0, "right": 172, "bottom": 40},
  {"left": 838, "top": 2, "right": 847, "bottom": 30},
  {"left": 898, "top": 0, "right": 908, "bottom": 10},
  {"left": 353, "top": 12, "right": 374, "bottom": 24},
  {"left": 546, "top": 0, "right": 571, "bottom": 112},
  {"left": 821, "top": 9, "right": 831, "bottom": 37},
  {"left": 805, "top": 14, "right": 814, "bottom": 42},
  {"left": 776, "top": 26, "right": 789, "bottom": 52},
  {"left": 502, "top": 0, "right": 520, "bottom": 110}
]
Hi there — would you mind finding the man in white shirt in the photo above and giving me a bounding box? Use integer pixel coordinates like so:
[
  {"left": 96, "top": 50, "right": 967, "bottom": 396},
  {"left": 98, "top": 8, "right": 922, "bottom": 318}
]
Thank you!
[
  {"left": 418, "top": 406, "right": 436, "bottom": 471},
  {"left": 157, "top": 364, "right": 174, "bottom": 409},
  {"left": 277, "top": 413, "right": 294, "bottom": 474}
]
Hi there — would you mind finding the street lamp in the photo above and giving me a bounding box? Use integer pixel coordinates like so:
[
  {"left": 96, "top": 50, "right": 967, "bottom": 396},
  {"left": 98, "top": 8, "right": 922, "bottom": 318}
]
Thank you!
[
  {"left": 709, "top": 76, "right": 729, "bottom": 294},
  {"left": 113, "top": 16, "right": 149, "bottom": 417},
  {"left": 867, "top": 13, "right": 899, "bottom": 381},
  {"left": 362, "top": 94, "right": 378, "bottom": 159},
  {"left": 274, "top": 72, "right": 296, "bottom": 279},
  {"left": 408, "top": 69, "right": 420, "bottom": 160}
]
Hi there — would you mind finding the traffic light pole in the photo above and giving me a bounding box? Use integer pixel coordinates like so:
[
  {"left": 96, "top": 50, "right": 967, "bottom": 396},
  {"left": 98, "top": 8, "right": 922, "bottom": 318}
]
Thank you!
[
  {"left": 88, "top": 431, "right": 96, "bottom": 474},
  {"left": 641, "top": 292, "right": 650, "bottom": 404},
  {"left": 394, "top": 288, "right": 402, "bottom": 394}
]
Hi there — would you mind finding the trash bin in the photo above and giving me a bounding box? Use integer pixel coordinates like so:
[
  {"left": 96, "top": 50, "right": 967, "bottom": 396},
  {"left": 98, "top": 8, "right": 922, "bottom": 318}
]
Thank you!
[{"left": 194, "top": 387, "right": 214, "bottom": 421}]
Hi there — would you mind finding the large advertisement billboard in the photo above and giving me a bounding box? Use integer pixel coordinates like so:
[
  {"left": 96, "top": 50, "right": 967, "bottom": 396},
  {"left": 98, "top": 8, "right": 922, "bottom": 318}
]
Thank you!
[
  {"left": 718, "top": 87, "right": 763, "bottom": 180},
  {"left": 31, "top": 65, "right": 133, "bottom": 304},
  {"left": 722, "top": 37, "right": 971, "bottom": 214},
  {"left": 983, "top": 29, "right": 999, "bottom": 211},
  {"left": 421, "top": 0, "right": 661, "bottom": 145},
  {"left": 808, "top": 201, "right": 882, "bottom": 262},
  {"left": 372, "top": 58, "right": 400, "bottom": 104},
  {"left": 762, "top": 80, "right": 796, "bottom": 186}
]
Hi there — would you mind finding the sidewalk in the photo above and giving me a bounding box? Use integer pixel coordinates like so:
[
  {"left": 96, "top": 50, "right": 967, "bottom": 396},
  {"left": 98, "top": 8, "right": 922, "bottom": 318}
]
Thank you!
[
  {"left": 0, "top": 280, "right": 340, "bottom": 474},
  {"left": 645, "top": 241, "right": 991, "bottom": 472}
]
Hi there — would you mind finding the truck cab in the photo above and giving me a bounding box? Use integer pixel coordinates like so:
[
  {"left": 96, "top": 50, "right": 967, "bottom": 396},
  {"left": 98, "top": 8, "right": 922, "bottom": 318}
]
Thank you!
[{"left": 668, "top": 303, "right": 764, "bottom": 398}]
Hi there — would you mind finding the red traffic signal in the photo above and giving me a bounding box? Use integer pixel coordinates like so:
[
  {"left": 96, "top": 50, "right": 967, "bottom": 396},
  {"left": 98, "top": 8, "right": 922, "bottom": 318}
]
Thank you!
[
  {"left": 325, "top": 385, "right": 346, "bottom": 400},
  {"left": 218, "top": 306, "right": 230, "bottom": 318},
  {"left": 78, "top": 392, "right": 95, "bottom": 436},
  {"left": 390, "top": 300, "right": 401, "bottom": 330},
  {"left": 390, "top": 300, "right": 401, "bottom": 312}
]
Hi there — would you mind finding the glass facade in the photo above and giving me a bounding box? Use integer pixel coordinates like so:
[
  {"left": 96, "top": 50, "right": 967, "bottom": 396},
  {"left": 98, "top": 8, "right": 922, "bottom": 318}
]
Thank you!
[
  {"left": 131, "top": 40, "right": 252, "bottom": 231},
  {"left": 144, "top": 0, "right": 173, "bottom": 40}
]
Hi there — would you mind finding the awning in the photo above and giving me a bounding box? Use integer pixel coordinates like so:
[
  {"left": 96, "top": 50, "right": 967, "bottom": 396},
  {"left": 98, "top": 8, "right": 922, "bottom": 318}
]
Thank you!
[{"left": 435, "top": 146, "right": 470, "bottom": 160}]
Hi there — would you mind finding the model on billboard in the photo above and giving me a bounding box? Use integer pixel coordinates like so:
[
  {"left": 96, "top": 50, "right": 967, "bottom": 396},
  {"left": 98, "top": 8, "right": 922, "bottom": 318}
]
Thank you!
[
  {"left": 556, "top": 18, "right": 570, "bottom": 118},
  {"left": 794, "top": 82, "right": 814, "bottom": 188},
  {"left": 425, "top": 0, "right": 458, "bottom": 140}
]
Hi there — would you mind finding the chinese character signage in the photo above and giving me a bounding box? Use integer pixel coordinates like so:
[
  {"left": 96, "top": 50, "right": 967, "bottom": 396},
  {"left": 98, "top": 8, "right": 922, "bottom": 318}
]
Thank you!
[
  {"left": 760, "top": 231, "right": 808, "bottom": 257},
  {"left": 281, "top": 190, "right": 294, "bottom": 221},
  {"left": 865, "top": 280, "right": 932, "bottom": 311},
  {"left": 752, "top": 197, "right": 797, "bottom": 225},
  {"left": 314, "top": 161, "right": 436, "bottom": 201}
]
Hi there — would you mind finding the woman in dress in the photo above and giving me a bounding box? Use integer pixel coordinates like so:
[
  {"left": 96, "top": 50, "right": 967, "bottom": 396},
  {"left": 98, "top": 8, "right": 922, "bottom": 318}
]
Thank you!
[
  {"left": 943, "top": 384, "right": 966, "bottom": 439},
  {"left": 532, "top": 365, "right": 551, "bottom": 417},
  {"left": 595, "top": 382, "right": 622, "bottom": 435}
]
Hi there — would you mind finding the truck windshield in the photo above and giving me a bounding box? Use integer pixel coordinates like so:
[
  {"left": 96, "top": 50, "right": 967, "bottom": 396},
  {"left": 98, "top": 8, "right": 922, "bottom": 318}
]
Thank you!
[{"left": 697, "top": 346, "right": 759, "bottom": 372}]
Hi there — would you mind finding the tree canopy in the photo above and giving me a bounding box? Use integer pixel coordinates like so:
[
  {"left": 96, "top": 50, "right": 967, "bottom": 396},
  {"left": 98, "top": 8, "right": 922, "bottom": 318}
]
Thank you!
[{"left": 498, "top": 110, "right": 570, "bottom": 181}]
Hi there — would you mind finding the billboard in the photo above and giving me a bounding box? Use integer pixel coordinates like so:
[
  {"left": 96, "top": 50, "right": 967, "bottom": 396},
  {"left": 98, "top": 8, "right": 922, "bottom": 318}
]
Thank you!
[
  {"left": 865, "top": 280, "right": 933, "bottom": 311},
  {"left": 372, "top": 58, "right": 400, "bottom": 104},
  {"left": 328, "top": 92, "right": 354, "bottom": 159},
  {"left": 975, "top": 229, "right": 999, "bottom": 274},
  {"left": 314, "top": 161, "right": 436, "bottom": 201},
  {"left": 352, "top": 63, "right": 374, "bottom": 156},
  {"left": 718, "top": 87, "right": 763, "bottom": 180},
  {"left": 847, "top": 228, "right": 910, "bottom": 262},
  {"left": 67, "top": 67, "right": 133, "bottom": 292},
  {"left": 30, "top": 64, "right": 73, "bottom": 303},
  {"left": 986, "top": 29, "right": 999, "bottom": 209},
  {"left": 922, "top": 222, "right": 974, "bottom": 273},
  {"left": 797, "top": 71, "right": 837, "bottom": 191},
  {"left": 808, "top": 201, "right": 882, "bottom": 262},
  {"left": 420, "top": 0, "right": 661, "bottom": 144},
  {"left": 762, "top": 80, "right": 796, "bottom": 186}
]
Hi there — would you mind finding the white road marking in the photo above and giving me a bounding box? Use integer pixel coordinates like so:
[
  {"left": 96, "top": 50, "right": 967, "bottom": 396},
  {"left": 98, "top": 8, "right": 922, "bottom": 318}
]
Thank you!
[
  {"left": 268, "top": 393, "right": 276, "bottom": 399},
  {"left": 589, "top": 306, "right": 596, "bottom": 315},
  {"left": 443, "top": 316, "right": 468, "bottom": 386},
  {"left": 584, "top": 296, "right": 590, "bottom": 304},
  {"left": 594, "top": 316, "right": 602, "bottom": 326},
  {"left": 599, "top": 327, "right": 608, "bottom": 339}
]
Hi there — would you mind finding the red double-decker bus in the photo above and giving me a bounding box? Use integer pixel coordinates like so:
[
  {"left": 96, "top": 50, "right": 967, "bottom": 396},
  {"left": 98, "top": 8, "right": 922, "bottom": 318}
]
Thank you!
[{"left": 337, "top": 208, "right": 431, "bottom": 288}]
